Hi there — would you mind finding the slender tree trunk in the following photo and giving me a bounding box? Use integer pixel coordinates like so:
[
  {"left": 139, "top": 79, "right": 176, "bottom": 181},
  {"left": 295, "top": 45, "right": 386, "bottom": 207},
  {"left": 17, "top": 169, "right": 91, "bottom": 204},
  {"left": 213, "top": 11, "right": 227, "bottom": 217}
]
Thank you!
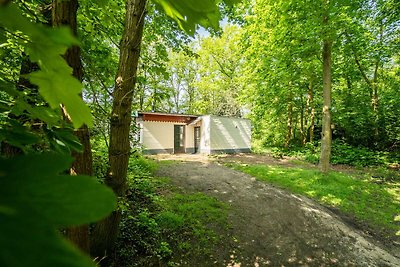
[
  {"left": 350, "top": 21, "right": 383, "bottom": 144},
  {"left": 320, "top": 40, "right": 332, "bottom": 172},
  {"left": 52, "top": 0, "right": 92, "bottom": 253},
  {"left": 91, "top": 0, "right": 147, "bottom": 259},
  {"left": 308, "top": 79, "right": 315, "bottom": 143},
  {"left": 285, "top": 89, "right": 293, "bottom": 148},
  {"left": 301, "top": 93, "right": 306, "bottom": 145}
]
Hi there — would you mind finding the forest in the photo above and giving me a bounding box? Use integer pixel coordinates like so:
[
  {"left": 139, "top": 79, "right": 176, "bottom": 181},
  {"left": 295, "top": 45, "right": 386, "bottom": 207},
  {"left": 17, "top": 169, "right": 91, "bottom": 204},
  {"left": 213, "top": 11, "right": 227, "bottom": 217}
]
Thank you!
[{"left": 0, "top": 0, "right": 399, "bottom": 266}]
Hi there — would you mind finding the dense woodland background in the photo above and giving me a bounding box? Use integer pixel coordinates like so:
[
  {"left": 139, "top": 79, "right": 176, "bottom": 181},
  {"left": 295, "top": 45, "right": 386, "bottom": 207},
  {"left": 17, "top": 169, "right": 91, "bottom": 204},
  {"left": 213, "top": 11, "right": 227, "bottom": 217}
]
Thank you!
[{"left": 0, "top": 0, "right": 399, "bottom": 266}]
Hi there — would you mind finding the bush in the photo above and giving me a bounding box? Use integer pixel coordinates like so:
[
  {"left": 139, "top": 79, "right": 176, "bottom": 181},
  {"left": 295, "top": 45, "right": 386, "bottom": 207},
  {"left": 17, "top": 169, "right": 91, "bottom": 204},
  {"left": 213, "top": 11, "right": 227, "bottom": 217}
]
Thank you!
[{"left": 331, "top": 140, "right": 385, "bottom": 167}]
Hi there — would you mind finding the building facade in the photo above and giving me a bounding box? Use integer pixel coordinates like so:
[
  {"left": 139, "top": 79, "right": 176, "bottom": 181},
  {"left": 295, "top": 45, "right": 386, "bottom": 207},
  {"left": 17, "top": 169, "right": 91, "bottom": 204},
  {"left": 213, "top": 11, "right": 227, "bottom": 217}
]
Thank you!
[{"left": 136, "top": 112, "right": 251, "bottom": 154}]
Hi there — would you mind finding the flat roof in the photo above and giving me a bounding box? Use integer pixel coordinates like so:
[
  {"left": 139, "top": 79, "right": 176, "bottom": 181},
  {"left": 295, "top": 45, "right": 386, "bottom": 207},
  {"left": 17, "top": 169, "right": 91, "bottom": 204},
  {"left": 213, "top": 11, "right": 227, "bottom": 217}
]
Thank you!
[
  {"left": 138, "top": 111, "right": 198, "bottom": 118},
  {"left": 137, "top": 112, "right": 198, "bottom": 123}
]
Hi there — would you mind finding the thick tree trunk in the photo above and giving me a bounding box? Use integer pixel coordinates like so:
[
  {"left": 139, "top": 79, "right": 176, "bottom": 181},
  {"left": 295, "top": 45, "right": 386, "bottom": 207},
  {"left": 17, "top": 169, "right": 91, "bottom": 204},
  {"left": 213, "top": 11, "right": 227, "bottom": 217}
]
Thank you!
[
  {"left": 320, "top": 38, "right": 332, "bottom": 173},
  {"left": 91, "top": 0, "right": 147, "bottom": 260},
  {"left": 52, "top": 0, "right": 92, "bottom": 253}
]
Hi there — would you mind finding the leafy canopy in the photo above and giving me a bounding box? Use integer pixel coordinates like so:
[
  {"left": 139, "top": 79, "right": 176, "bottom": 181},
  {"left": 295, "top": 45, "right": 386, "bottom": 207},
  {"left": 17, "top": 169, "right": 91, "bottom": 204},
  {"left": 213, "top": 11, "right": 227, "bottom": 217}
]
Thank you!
[{"left": 153, "top": 0, "right": 240, "bottom": 35}]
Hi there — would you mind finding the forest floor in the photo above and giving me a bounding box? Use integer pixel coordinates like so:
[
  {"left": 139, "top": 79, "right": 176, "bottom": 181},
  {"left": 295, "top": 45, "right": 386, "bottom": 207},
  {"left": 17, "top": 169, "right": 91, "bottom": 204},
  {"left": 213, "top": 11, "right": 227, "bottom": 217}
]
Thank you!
[{"left": 153, "top": 153, "right": 400, "bottom": 267}]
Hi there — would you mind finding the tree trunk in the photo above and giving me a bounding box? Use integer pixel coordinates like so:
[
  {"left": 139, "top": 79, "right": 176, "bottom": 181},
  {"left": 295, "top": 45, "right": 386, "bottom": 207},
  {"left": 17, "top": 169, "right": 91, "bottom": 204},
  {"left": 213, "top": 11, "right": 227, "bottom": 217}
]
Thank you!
[
  {"left": 308, "top": 79, "right": 315, "bottom": 143},
  {"left": 91, "top": 0, "right": 147, "bottom": 260},
  {"left": 320, "top": 38, "right": 332, "bottom": 172},
  {"left": 301, "top": 93, "right": 306, "bottom": 145},
  {"left": 52, "top": 0, "right": 92, "bottom": 253},
  {"left": 285, "top": 88, "right": 293, "bottom": 148},
  {"left": 285, "top": 102, "right": 293, "bottom": 148}
]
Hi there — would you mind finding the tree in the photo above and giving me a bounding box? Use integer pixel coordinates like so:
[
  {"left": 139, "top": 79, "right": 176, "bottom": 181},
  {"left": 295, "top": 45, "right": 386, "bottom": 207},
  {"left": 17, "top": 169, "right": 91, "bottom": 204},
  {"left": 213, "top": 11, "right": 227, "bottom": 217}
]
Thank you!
[
  {"left": 193, "top": 25, "right": 248, "bottom": 116},
  {"left": 91, "top": 0, "right": 241, "bottom": 258},
  {"left": 320, "top": 0, "right": 333, "bottom": 172},
  {"left": 0, "top": 2, "right": 116, "bottom": 267},
  {"left": 52, "top": 0, "right": 93, "bottom": 252},
  {"left": 90, "top": 0, "right": 147, "bottom": 259},
  {"left": 240, "top": 0, "right": 322, "bottom": 147}
]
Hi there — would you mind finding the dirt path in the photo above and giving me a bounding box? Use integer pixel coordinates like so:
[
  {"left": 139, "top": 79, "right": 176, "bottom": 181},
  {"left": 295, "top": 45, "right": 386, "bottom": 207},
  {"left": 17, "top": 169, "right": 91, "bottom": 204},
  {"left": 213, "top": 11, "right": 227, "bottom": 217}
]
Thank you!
[{"left": 154, "top": 154, "right": 400, "bottom": 267}]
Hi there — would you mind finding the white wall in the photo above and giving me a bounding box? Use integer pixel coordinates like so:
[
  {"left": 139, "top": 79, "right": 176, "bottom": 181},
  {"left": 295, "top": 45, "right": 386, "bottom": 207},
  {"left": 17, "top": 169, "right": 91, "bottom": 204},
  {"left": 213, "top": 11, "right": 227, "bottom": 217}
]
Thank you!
[
  {"left": 140, "top": 120, "right": 193, "bottom": 154},
  {"left": 139, "top": 115, "right": 251, "bottom": 154},
  {"left": 209, "top": 116, "right": 251, "bottom": 153},
  {"left": 185, "top": 125, "right": 195, "bottom": 150},
  {"left": 141, "top": 121, "right": 174, "bottom": 152},
  {"left": 199, "top": 115, "right": 211, "bottom": 154}
]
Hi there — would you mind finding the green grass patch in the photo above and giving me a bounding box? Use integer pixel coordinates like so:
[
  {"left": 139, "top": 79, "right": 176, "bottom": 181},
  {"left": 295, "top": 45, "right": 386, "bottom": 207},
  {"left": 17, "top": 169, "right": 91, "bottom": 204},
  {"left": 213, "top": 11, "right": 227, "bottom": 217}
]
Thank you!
[
  {"left": 114, "top": 155, "right": 230, "bottom": 267},
  {"left": 157, "top": 192, "right": 229, "bottom": 257},
  {"left": 229, "top": 163, "right": 400, "bottom": 236}
]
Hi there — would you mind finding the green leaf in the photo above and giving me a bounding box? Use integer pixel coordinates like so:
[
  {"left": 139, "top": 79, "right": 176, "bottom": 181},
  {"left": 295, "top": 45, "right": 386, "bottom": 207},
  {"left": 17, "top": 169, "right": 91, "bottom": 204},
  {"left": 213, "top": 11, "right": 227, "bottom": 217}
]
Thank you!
[
  {"left": 0, "top": 153, "right": 116, "bottom": 267},
  {"left": 153, "top": 0, "right": 221, "bottom": 35},
  {"left": 0, "top": 120, "right": 40, "bottom": 149},
  {"left": 0, "top": 4, "right": 93, "bottom": 128},
  {"left": 0, "top": 153, "right": 116, "bottom": 226},
  {"left": 29, "top": 69, "right": 93, "bottom": 128},
  {"left": 48, "top": 127, "right": 83, "bottom": 154},
  {"left": 0, "top": 214, "right": 95, "bottom": 267}
]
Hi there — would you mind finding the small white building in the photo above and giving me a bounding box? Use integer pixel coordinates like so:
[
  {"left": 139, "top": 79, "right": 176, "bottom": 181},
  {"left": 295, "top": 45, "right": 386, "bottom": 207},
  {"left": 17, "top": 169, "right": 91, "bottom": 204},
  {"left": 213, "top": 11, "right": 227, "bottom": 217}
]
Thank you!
[{"left": 136, "top": 112, "right": 251, "bottom": 154}]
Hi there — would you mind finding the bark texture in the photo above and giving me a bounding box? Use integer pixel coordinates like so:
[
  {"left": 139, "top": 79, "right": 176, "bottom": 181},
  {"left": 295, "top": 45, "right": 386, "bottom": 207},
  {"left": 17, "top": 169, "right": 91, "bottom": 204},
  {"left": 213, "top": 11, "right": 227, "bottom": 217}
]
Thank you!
[
  {"left": 308, "top": 79, "right": 315, "bottom": 143},
  {"left": 285, "top": 96, "right": 293, "bottom": 148},
  {"left": 52, "top": 0, "right": 92, "bottom": 253},
  {"left": 90, "top": 0, "right": 147, "bottom": 260},
  {"left": 320, "top": 38, "right": 332, "bottom": 173}
]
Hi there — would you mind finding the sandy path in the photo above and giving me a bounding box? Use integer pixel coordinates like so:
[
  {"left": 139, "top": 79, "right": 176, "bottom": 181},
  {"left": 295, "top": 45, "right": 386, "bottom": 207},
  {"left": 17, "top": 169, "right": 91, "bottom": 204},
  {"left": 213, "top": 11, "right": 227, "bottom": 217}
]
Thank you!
[{"left": 154, "top": 154, "right": 400, "bottom": 266}]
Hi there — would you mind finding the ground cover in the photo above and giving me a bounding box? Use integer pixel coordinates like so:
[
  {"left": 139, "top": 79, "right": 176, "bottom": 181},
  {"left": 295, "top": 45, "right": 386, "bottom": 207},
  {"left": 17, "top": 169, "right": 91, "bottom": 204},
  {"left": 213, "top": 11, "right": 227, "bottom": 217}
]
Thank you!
[{"left": 228, "top": 163, "right": 400, "bottom": 239}]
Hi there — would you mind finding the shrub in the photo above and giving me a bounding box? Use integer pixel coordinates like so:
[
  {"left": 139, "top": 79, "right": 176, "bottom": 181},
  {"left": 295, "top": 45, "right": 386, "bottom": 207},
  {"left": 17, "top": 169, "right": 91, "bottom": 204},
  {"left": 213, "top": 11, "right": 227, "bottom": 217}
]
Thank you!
[{"left": 331, "top": 140, "right": 385, "bottom": 167}]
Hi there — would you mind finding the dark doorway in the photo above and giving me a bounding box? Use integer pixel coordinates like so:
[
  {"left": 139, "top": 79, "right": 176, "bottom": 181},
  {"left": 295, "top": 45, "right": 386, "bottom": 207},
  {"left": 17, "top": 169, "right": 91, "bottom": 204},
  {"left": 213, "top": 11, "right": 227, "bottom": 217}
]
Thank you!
[
  {"left": 174, "top": 125, "right": 185, "bottom": 153},
  {"left": 194, "top": 126, "right": 200, "bottom": 153}
]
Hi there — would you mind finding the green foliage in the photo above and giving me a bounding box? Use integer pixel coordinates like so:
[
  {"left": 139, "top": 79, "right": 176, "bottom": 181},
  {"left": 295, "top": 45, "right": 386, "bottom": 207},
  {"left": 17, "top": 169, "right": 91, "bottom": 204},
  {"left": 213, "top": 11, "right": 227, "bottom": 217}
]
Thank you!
[
  {"left": 0, "top": 153, "right": 116, "bottom": 267},
  {"left": 237, "top": 0, "right": 400, "bottom": 154},
  {"left": 0, "top": 3, "right": 92, "bottom": 128},
  {"left": 256, "top": 140, "right": 400, "bottom": 168},
  {"left": 0, "top": 3, "right": 117, "bottom": 267},
  {"left": 230, "top": 163, "right": 400, "bottom": 237},
  {"left": 331, "top": 140, "right": 385, "bottom": 167},
  {"left": 153, "top": 0, "right": 241, "bottom": 35},
  {"left": 112, "top": 156, "right": 229, "bottom": 266}
]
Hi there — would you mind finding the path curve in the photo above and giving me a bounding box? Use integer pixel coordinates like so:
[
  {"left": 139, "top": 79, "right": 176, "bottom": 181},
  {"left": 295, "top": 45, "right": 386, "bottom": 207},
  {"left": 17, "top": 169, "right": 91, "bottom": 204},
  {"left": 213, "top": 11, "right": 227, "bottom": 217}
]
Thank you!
[{"left": 154, "top": 155, "right": 400, "bottom": 267}]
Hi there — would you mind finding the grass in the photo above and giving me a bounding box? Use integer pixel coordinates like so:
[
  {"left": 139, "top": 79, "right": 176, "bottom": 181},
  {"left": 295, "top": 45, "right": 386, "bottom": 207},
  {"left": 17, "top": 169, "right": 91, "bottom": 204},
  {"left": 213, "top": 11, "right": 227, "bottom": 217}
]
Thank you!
[
  {"left": 115, "top": 155, "right": 230, "bottom": 266},
  {"left": 228, "top": 163, "right": 400, "bottom": 237},
  {"left": 157, "top": 192, "right": 229, "bottom": 250}
]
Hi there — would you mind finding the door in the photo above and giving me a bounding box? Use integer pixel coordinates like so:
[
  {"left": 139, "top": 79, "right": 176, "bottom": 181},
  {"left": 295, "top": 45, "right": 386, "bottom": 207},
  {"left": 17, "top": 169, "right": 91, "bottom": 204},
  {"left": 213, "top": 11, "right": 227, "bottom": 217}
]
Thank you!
[
  {"left": 194, "top": 126, "right": 200, "bottom": 153},
  {"left": 174, "top": 125, "right": 185, "bottom": 153}
]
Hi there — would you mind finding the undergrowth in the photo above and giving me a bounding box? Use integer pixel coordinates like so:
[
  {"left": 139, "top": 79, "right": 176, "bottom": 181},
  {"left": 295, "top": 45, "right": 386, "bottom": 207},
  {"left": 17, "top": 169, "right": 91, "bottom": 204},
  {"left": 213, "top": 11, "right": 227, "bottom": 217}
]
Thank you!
[
  {"left": 255, "top": 140, "right": 400, "bottom": 167},
  {"left": 111, "top": 155, "right": 229, "bottom": 267}
]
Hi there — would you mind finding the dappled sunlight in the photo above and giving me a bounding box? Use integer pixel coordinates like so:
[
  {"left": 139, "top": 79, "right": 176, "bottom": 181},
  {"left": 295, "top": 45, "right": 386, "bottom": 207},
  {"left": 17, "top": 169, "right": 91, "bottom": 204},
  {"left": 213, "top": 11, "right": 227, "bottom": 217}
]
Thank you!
[
  {"left": 209, "top": 117, "right": 251, "bottom": 153},
  {"left": 237, "top": 120, "right": 251, "bottom": 145},
  {"left": 300, "top": 205, "right": 333, "bottom": 217},
  {"left": 305, "top": 190, "right": 317, "bottom": 197},
  {"left": 151, "top": 153, "right": 210, "bottom": 164},
  {"left": 213, "top": 118, "right": 242, "bottom": 152},
  {"left": 231, "top": 163, "right": 400, "bottom": 235},
  {"left": 321, "top": 194, "right": 343, "bottom": 206},
  {"left": 386, "top": 186, "right": 400, "bottom": 202}
]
